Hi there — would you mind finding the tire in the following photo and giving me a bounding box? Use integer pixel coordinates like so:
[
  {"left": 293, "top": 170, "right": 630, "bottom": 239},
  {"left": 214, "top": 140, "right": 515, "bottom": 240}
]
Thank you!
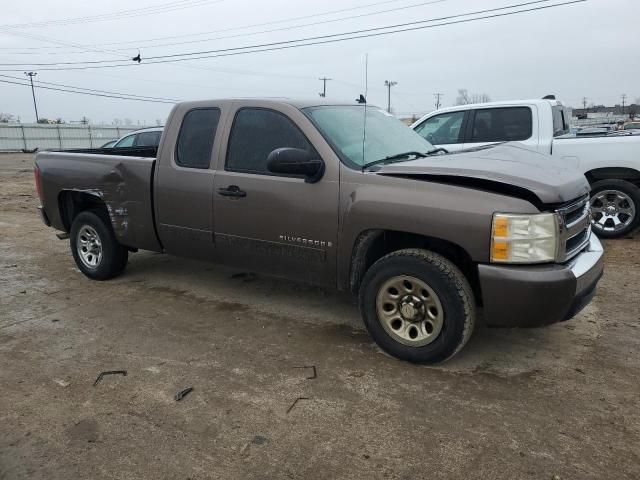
[
  {"left": 359, "top": 249, "right": 475, "bottom": 364},
  {"left": 70, "top": 209, "right": 128, "bottom": 280},
  {"left": 590, "top": 179, "right": 640, "bottom": 238}
]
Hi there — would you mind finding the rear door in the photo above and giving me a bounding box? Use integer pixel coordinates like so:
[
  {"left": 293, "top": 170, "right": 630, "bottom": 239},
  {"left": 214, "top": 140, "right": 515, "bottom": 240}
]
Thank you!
[
  {"left": 462, "top": 106, "right": 537, "bottom": 150},
  {"left": 212, "top": 102, "right": 339, "bottom": 286},
  {"left": 155, "top": 104, "right": 226, "bottom": 259},
  {"left": 412, "top": 110, "right": 468, "bottom": 152}
]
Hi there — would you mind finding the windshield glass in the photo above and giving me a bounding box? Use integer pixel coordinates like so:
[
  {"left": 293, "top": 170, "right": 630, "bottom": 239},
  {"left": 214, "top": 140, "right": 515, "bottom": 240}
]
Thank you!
[{"left": 303, "top": 105, "right": 434, "bottom": 168}]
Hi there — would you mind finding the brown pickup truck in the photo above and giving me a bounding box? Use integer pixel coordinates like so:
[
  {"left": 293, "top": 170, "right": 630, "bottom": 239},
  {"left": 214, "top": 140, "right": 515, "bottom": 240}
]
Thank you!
[{"left": 35, "top": 99, "right": 604, "bottom": 363}]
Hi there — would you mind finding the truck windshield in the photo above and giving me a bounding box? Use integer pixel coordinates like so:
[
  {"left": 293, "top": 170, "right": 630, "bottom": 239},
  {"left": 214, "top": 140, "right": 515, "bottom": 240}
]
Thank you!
[{"left": 303, "top": 105, "right": 434, "bottom": 168}]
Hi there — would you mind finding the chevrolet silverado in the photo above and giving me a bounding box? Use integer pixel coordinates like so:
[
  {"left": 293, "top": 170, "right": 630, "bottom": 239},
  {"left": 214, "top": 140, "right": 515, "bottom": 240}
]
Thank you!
[{"left": 35, "top": 99, "right": 604, "bottom": 363}]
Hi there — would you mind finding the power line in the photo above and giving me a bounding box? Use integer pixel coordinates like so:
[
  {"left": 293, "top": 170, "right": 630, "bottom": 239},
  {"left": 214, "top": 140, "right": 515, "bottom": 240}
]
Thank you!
[
  {"left": 83, "top": 0, "right": 450, "bottom": 53},
  {"left": 0, "top": 0, "right": 412, "bottom": 51},
  {"left": 0, "top": 0, "right": 447, "bottom": 60},
  {"left": 0, "top": 74, "right": 181, "bottom": 101},
  {"left": 0, "top": 0, "right": 587, "bottom": 70},
  {"left": 0, "top": 78, "right": 177, "bottom": 104},
  {"left": 0, "top": 0, "right": 447, "bottom": 61},
  {"left": 0, "top": 0, "right": 225, "bottom": 29}
]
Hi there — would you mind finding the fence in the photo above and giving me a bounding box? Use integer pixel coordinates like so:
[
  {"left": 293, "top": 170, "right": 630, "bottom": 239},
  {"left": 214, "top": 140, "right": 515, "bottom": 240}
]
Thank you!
[{"left": 0, "top": 123, "right": 144, "bottom": 152}]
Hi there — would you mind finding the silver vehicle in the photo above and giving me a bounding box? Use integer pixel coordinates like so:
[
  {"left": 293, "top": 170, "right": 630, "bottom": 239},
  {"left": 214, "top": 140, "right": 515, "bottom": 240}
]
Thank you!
[{"left": 111, "top": 127, "right": 164, "bottom": 148}]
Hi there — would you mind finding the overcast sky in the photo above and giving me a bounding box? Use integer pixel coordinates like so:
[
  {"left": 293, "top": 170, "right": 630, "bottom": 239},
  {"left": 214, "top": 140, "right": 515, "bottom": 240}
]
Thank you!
[{"left": 1, "top": 0, "right": 638, "bottom": 124}]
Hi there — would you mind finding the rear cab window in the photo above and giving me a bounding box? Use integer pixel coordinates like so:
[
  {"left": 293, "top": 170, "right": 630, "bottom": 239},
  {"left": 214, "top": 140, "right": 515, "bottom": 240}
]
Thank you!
[
  {"left": 552, "top": 106, "right": 570, "bottom": 137},
  {"left": 226, "top": 108, "right": 317, "bottom": 175},
  {"left": 175, "top": 108, "right": 221, "bottom": 169},
  {"left": 470, "top": 107, "right": 532, "bottom": 142}
]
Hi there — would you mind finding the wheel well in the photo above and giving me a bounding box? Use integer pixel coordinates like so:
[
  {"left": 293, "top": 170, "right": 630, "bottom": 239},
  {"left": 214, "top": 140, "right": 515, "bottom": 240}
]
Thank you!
[
  {"left": 349, "top": 230, "right": 480, "bottom": 301},
  {"left": 584, "top": 167, "right": 640, "bottom": 187},
  {"left": 58, "top": 190, "right": 110, "bottom": 232}
]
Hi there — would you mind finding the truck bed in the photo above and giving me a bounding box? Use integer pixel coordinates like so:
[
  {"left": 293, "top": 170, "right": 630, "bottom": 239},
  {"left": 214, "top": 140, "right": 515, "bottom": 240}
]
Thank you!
[
  {"left": 36, "top": 150, "right": 162, "bottom": 252},
  {"left": 55, "top": 146, "right": 158, "bottom": 158}
]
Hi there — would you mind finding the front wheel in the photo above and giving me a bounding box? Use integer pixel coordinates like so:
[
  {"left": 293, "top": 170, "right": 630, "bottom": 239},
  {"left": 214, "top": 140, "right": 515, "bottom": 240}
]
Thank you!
[
  {"left": 70, "top": 209, "right": 128, "bottom": 280},
  {"left": 590, "top": 179, "right": 640, "bottom": 238},
  {"left": 359, "top": 249, "right": 475, "bottom": 364}
]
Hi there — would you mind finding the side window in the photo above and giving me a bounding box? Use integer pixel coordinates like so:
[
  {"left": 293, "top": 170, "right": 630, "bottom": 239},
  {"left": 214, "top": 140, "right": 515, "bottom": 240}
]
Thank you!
[
  {"left": 552, "top": 106, "right": 569, "bottom": 137},
  {"left": 114, "top": 134, "right": 135, "bottom": 148},
  {"left": 136, "top": 130, "right": 162, "bottom": 147},
  {"left": 471, "top": 107, "right": 532, "bottom": 142},
  {"left": 414, "top": 111, "right": 465, "bottom": 144},
  {"left": 175, "top": 108, "right": 221, "bottom": 169},
  {"left": 226, "top": 108, "right": 316, "bottom": 175}
]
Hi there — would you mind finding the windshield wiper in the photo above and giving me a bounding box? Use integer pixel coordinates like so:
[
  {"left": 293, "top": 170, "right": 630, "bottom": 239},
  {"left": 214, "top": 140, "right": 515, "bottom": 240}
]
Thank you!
[
  {"left": 426, "top": 147, "right": 449, "bottom": 155},
  {"left": 362, "top": 151, "right": 427, "bottom": 170}
]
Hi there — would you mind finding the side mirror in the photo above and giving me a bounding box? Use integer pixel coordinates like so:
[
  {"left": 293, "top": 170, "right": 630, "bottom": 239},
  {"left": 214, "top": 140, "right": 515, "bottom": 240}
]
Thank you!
[{"left": 266, "top": 148, "right": 325, "bottom": 183}]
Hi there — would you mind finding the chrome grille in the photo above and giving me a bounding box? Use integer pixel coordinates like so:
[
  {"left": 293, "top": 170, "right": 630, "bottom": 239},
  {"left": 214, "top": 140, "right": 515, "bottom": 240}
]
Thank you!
[{"left": 555, "top": 196, "right": 591, "bottom": 262}]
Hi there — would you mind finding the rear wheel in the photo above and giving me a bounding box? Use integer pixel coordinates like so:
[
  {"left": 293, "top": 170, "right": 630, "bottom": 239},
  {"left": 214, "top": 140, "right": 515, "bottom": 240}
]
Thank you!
[
  {"left": 70, "top": 209, "right": 128, "bottom": 280},
  {"left": 359, "top": 249, "right": 475, "bottom": 364},
  {"left": 590, "top": 179, "right": 640, "bottom": 238}
]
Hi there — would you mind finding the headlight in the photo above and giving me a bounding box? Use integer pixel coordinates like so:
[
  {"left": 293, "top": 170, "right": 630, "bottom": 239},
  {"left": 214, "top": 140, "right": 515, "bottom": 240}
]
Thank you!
[{"left": 491, "top": 213, "right": 558, "bottom": 263}]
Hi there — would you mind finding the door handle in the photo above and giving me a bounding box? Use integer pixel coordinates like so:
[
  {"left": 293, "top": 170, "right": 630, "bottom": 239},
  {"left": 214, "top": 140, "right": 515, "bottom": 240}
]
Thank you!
[{"left": 217, "top": 185, "right": 247, "bottom": 198}]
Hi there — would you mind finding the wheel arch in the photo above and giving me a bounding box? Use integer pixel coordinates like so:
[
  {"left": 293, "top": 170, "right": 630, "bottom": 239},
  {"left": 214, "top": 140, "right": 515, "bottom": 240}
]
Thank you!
[
  {"left": 58, "top": 190, "right": 110, "bottom": 233},
  {"left": 348, "top": 229, "right": 480, "bottom": 301},
  {"left": 584, "top": 167, "right": 640, "bottom": 187}
]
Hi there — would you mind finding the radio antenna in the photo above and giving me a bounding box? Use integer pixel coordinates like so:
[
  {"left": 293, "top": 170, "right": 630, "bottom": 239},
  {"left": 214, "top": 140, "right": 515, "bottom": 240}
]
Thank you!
[{"left": 361, "top": 53, "right": 368, "bottom": 173}]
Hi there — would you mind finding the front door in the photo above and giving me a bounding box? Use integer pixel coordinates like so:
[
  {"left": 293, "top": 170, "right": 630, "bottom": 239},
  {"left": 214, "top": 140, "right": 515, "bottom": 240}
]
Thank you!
[
  {"left": 413, "top": 110, "right": 467, "bottom": 152},
  {"left": 213, "top": 104, "right": 339, "bottom": 286}
]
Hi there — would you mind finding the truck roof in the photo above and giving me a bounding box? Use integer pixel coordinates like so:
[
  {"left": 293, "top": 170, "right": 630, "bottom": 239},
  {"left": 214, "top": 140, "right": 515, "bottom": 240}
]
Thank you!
[
  {"left": 427, "top": 98, "right": 563, "bottom": 115},
  {"left": 174, "top": 98, "right": 372, "bottom": 110}
]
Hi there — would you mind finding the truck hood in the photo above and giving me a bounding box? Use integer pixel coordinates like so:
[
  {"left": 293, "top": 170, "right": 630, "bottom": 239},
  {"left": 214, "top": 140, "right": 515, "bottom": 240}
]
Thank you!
[{"left": 374, "top": 143, "right": 589, "bottom": 205}]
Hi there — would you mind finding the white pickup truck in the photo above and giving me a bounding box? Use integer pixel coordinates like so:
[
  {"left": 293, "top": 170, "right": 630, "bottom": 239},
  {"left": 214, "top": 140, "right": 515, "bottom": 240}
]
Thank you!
[{"left": 412, "top": 99, "right": 640, "bottom": 238}]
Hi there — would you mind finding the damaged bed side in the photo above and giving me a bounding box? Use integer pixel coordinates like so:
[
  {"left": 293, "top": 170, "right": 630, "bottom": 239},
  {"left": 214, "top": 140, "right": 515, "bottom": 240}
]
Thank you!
[{"left": 35, "top": 150, "right": 163, "bottom": 253}]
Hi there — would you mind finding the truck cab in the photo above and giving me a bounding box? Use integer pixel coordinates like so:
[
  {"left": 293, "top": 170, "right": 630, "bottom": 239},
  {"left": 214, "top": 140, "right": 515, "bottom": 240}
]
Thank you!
[{"left": 412, "top": 99, "right": 570, "bottom": 154}]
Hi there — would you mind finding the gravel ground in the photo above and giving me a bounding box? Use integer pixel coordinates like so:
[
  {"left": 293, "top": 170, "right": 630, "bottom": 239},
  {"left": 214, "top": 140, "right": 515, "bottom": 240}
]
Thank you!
[{"left": 1, "top": 152, "right": 639, "bottom": 479}]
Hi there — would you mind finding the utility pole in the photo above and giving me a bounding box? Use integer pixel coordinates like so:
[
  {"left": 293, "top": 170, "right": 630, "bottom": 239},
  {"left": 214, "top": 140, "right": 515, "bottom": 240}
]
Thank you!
[
  {"left": 384, "top": 80, "right": 397, "bottom": 113},
  {"left": 318, "top": 77, "right": 332, "bottom": 98},
  {"left": 434, "top": 93, "right": 443, "bottom": 110},
  {"left": 621, "top": 94, "right": 627, "bottom": 114},
  {"left": 24, "top": 71, "right": 39, "bottom": 123},
  {"left": 582, "top": 97, "right": 588, "bottom": 110}
]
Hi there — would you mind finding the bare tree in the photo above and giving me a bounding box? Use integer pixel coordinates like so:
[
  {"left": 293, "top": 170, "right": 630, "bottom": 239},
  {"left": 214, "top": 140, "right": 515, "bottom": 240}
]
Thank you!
[
  {"left": 455, "top": 89, "right": 470, "bottom": 105},
  {"left": 0, "top": 112, "right": 15, "bottom": 123},
  {"left": 456, "top": 89, "right": 491, "bottom": 105},
  {"left": 124, "top": 118, "right": 133, "bottom": 126},
  {"left": 471, "top": 93, "right": 491, "bottom": 103}
]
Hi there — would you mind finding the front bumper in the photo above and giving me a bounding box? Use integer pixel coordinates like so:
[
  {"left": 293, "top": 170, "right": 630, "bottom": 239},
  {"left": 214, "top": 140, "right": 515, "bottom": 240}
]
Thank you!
[{"left": 478, "top": 235, "right": 604, "bottom": 327}]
